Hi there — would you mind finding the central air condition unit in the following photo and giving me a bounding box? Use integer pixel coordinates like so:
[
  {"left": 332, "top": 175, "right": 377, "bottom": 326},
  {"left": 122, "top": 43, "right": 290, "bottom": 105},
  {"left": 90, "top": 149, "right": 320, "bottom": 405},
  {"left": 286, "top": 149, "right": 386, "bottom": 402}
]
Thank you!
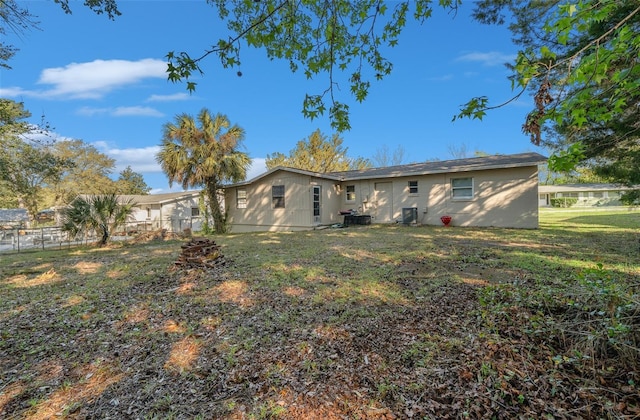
[{"left": 402, "top": 207, "right": 418, "bottom": 225}]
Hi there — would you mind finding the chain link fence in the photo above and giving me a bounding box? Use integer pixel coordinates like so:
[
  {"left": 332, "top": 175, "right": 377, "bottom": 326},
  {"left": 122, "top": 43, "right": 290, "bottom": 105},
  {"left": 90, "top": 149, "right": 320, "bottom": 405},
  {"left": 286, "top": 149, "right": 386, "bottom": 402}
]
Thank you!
[{"left": 0, "top": 217, "right": 201, "bottom": 254}]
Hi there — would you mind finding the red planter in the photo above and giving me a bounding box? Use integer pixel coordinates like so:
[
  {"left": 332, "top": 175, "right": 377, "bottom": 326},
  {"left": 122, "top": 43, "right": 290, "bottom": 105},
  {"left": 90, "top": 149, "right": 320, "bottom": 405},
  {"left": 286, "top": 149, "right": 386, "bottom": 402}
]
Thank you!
[{"left": 440, "top": 215, "right": 452, "bottom": 226}]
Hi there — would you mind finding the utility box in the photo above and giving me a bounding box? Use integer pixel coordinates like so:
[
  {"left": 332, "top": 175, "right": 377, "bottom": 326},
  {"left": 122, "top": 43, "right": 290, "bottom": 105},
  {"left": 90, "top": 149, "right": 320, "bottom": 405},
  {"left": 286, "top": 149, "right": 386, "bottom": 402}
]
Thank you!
[{"left": 402, "top": 208, "right": 418, "bottom": 225}]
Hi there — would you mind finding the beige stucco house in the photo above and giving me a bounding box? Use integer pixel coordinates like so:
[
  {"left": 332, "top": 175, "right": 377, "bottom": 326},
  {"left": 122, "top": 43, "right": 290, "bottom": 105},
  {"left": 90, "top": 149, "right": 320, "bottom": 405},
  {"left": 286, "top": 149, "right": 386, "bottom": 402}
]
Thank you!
[
  {"left": 70, "top": 191, "right": 204, "bottom": 233},
  {"left": 224, "top": 152, "right": 547, "bottom": 232},
  {"left": 124, "top": 191, "right": 205, "bottom": 232}
]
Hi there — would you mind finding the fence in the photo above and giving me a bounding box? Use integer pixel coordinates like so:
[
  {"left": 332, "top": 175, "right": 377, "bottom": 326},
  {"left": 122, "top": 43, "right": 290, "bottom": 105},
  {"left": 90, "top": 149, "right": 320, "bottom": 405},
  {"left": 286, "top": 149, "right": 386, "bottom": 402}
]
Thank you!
[
  {"left": 0, "top": 226, "right": 84, "bottom": 253},
  {"left": 0, "top": 217, "right": 202, "bottom": 254}
]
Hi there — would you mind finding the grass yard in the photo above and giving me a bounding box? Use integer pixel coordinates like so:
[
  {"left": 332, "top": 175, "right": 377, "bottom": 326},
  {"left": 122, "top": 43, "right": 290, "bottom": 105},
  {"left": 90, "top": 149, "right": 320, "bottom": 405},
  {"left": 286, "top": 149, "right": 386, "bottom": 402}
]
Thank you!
[{"left": 1, "top": 209, "right": 639, "bottom": 419}]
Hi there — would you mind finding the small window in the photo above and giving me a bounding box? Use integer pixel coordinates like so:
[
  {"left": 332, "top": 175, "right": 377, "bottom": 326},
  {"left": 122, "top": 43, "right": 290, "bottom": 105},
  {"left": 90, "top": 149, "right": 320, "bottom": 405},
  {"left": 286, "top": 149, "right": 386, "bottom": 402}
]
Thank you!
[
  {"left": 592, "top": 191, "right": 603, "bottom": 198},
  {"left": 561, "top": 192, "right": 579, "bottom": 198},
  {"left": 408, "top": 180, "right": 418, "bottom": 194},
  {"left": 272, "top": 185, "right": 285, "bottom": 208},
  {"left": 451, "top": 177, "right": 473, "bottom": 199},
  {"left": 237, "top": 188, "right": 247, "bottom": 209},
  {"left": 191, "top": 207, "right": 200, "bottom": 217},
  {"left": 346, "top": 185, "right": 356, "bottom": 202},
  {"left": 146, "top": 208, "right": 151, "bottom": 218}
]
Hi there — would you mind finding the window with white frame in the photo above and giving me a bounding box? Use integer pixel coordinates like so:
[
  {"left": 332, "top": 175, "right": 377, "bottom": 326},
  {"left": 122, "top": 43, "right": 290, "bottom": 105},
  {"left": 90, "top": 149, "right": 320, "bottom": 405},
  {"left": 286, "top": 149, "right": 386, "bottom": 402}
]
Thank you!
[
  {"left": 346, "top": 185, "right": 356, "bottom": 202},
  {"left": 408, "top": 180, "right": 418, "bottom": 194},
  {"left": 191, "top": 207, "right": 200, "bottom": 217},
  {"left": 272, "top": 185, "right": 285, "bottom": 208},
  {"left": 236, "top": 188, "right": 247, "bottom": 208},
  {"left": 451, "top": 177, "right": 473, "bottom": 199}
]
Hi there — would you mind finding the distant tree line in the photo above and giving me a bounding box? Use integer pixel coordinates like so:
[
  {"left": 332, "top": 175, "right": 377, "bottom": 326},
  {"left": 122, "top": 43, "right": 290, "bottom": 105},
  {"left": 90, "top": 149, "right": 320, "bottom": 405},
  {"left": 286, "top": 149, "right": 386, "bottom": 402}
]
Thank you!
[{"left": 0, "top": 99, "right": 151, "bottom": 221}]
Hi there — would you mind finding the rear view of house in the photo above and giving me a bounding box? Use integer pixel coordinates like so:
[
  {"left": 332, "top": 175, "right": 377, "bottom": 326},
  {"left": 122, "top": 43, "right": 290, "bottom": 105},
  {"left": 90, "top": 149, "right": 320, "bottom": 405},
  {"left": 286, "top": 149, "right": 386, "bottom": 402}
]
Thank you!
[{"left": 224, "top": 152, "right": 547, "bottom": 232}]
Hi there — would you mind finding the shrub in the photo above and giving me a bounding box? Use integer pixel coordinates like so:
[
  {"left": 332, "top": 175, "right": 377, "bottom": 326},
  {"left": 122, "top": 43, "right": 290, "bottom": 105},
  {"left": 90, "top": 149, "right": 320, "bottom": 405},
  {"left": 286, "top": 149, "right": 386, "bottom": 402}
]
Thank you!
[{"left": 550, "top": 197, "right": 578, "bottom": 208}]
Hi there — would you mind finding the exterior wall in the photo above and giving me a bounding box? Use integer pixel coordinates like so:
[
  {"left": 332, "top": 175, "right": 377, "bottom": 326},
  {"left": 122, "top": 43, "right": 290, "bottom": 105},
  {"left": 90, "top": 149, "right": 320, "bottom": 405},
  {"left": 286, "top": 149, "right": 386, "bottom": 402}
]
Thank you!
[
  {"left": 227, "top": 165, "right": 541, "bottom": 231},
  {"left": 226, "top": 173, "right": 342, "bottom": 232},
  {"left": 341, "top": 166, "right": 539, "bottom": 228},
  {"left": 439, "top": 167, "right": 539, "bottom": 228},
  {"left": 131, "top": 196, "right": 203, "bottom": 233}
]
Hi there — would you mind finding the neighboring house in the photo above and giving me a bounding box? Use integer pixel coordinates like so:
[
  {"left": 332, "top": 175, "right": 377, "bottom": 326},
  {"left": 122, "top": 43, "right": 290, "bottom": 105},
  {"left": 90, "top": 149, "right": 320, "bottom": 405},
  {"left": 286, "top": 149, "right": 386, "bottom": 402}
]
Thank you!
[
  {"left": 69, "top": 191, "right": 205, "bottom": 233},
  {"left": 224, "top": 152, "right": 547, "bottom": 232},
  {"left": 0, "top": 208, "right": 30, "bottom": 228},
  {"left": 538, "top": 184, "right": 636, "bottom": 207}
]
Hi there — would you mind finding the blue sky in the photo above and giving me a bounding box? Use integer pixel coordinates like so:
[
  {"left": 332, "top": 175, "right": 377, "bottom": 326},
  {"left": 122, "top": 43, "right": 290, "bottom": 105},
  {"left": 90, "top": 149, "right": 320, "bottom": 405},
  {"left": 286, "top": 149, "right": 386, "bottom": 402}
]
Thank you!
[{"left": 1, "top": 1, "right": 546, "bottom": 193}]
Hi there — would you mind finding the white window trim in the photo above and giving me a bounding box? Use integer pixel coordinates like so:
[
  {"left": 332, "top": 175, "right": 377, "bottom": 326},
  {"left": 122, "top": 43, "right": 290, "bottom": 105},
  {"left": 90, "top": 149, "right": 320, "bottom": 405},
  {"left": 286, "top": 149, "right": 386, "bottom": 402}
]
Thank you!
[
  {"left": 272, "top": 185, "right": 285, "bottom": 208},
  {"left": 236, "top": 188, "right": 247, "bottom": 209},
  {"left": 346, "top": 185, "right": 356, "bottom": 203},
  {"left": 451, "top": 177, "right": 474, "bottom": 200},
  {"left": 408, "top": 180, "right": 418, "bottom": 195}
]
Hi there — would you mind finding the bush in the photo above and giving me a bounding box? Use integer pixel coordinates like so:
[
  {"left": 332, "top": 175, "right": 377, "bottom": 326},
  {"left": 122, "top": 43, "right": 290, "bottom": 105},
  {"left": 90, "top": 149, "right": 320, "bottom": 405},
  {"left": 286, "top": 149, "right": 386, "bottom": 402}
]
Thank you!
[{"left": 550, "top": 197, "right": 578, "bottom": 208}]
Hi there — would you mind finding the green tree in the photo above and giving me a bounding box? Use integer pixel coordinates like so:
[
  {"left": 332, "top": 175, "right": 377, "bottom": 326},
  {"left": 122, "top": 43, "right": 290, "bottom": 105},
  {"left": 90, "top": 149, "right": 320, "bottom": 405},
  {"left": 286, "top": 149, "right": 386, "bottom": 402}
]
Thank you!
[
  {"left": 0, "top": 142, "right": 72, "bottom": 218},
  {"left": 266, "top": 129, "right": 370, "bottom": 172},
  {"left": 45, "top": 139, "right": 117, "bottom": 206},
  {"left": 0, "top": 141, "right": 71, "bottom": 219},
  {"left": 466, "top": 0, "right": 640, "bottom": 202},
  {"left": 156, "top": 109, "right": 250, "bottom": 234},
  {"left": 0, "top": 99, "right": 30, "bottom": 138},
  {"left": 0, "top": 99, "right": 71, "bottom": 218},
  {"left": 166, "top": 1, "right": 457, "bottom": 132},
  {"left": 61, "top": 193, "right": 135, "bottom": 246},
  {"left": 115, "top": 166, "right": 151, "bottom": 195},
  {"left": 0, "top": 100, "right": 70, "bottom": 216}
]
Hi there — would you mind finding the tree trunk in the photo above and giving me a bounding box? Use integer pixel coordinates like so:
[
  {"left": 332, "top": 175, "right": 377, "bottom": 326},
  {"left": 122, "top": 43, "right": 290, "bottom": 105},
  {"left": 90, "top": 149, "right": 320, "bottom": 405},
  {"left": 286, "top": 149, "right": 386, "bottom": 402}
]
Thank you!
[
  {"left": 98, "top": 223, "right": 109, "bottom": 246},
  {"left": 206, "top": 182, "right": 225, "bottom": 234}
]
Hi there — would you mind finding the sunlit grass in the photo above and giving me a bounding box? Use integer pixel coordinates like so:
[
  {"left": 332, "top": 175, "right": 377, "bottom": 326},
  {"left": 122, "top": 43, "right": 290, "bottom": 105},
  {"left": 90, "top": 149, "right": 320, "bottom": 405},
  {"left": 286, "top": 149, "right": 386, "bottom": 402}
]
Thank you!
[{"left": 0, "top": 208, "right": 638, "bottom": 418}]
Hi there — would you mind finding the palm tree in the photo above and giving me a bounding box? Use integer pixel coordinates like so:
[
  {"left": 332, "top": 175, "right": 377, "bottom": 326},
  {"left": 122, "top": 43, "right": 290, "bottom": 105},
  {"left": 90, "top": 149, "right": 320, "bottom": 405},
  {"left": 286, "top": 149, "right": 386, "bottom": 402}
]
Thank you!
[
  {"left": 61, "top": 193, "right": 135, "bottom": 246},
  {"left": 156, "top": 109, "right": 250, "bottom": 234}
]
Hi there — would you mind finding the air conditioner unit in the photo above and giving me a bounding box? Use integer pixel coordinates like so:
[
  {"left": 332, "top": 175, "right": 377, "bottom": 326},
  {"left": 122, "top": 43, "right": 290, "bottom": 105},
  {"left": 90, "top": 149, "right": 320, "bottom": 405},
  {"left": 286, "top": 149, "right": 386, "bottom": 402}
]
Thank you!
[{"left": 402, "top": 207, "right": 418, "bottom": 225}]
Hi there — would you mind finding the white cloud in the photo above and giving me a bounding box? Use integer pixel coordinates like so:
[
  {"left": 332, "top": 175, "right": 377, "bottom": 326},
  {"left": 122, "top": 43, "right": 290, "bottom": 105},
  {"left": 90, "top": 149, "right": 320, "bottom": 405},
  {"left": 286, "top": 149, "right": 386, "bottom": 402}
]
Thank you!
[
  {"left": 76, "top": 106, "right": 163, "bottom": 117},
  {"left": 0, "top": 86, "right": 29, "bottom": 97},
  {"left": 112, "top": 106, "right": 164, "bottom": 117},
  {"left": 455, "top": 51, "right": 516, "bottom": 66},
  {"left": 34, "top": 58, "right": 167, "bottom": 99},
  {"left": 92, "top": 141, "right": 163, "bottom": 173},
  {"left": 147, "top": 93, "right": 191, "bottom": 102}
]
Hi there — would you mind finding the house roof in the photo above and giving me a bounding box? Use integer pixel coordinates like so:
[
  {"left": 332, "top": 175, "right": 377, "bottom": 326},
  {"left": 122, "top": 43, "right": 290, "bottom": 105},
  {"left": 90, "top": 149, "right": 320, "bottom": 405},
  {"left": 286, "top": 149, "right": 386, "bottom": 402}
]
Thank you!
[
  {"left": 77, "top": 191, "right": 201, "bottom": 206},
  {"left": 229, "top": 166, "right": 343, "bottom": 187},
  {"left": 228, "top": 152, "right": 547, "bottom": 188},
  {"left": 329, "top": 152, "right": 547, "bottom": 181},
  {"left": 539, "top": 183, "right": 635, "bottom": 193},
  {"left": 118, "top": 191, "right": 201, "bottom": 205}
]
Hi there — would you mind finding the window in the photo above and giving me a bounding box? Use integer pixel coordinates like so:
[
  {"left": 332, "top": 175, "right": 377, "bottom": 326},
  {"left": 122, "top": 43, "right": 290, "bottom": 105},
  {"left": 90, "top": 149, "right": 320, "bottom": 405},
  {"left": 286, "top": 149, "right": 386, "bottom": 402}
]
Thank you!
[
  {"left": 191, "top": 207, "right": 200, "bottom": 217},
  {"left": 451, "top": 177, "right": 473, "bottom": 199},
  {"left": 272, "top": 185, "right": 285, "bottom": 208},
  {"left": 313, "top": 186, "right": 321, "bottom": 220},
  {"left": 237, "top": 188, "right": 247, "bottom": 209},
  {"left": 408, "top": 180, "right": 418, "bottom": 194},
  {"left": 592, "top": 191, "right": 603, "bottom": 198},
  {"left": 346, "top": 185, "right": 356, "bottom": 202}
]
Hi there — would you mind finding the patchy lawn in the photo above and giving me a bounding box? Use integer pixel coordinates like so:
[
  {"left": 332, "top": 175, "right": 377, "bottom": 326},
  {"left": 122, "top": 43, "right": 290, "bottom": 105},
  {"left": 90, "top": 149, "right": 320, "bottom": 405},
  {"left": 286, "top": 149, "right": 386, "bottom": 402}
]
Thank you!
[{"left": 1, "top": 210, "right": 639, "bottom": 419}]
